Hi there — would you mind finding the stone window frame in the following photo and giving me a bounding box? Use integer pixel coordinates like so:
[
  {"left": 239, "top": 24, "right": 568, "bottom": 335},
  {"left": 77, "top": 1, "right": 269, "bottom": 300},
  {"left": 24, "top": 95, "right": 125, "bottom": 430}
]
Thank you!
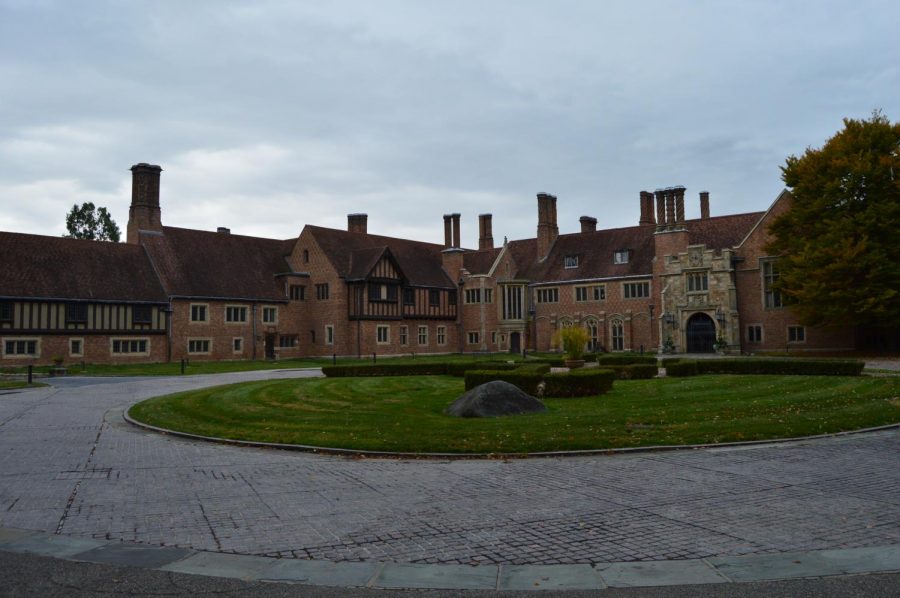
[
  {"left": 467, "top": 331, "right": 480, "bottom": 345},
  {"left": 436, "top": 326, "right": 446, "bottom": 346},
  {"left": 623, "top": 281, "right": 650, "bottom": 299},
  {"left": 261, "top": 306, "right": 278, "bottom": 325},
  {"left": 2, "top": 337, "right": 40, "bottom": 359},
  {"left": 464, "top": 288, "right": 482, "bottom": 304},
  {"left": 187, "top": 338, "right": 211, "bottom": 355},
  {"left": 686, "top": 271, "right": 709, "bottom": 293},
  {"left": 399, "top": 325, "right": 409, "bottom": 346},
  {"left": 110, "top": 338, "right": 149, "bottom": 356},
  {"left": 761, "top": 259, "right": 783, "bottom": 309},
  {"left": 325, "top": 325, "right": 334, "bottom": 345},
  {"left": 69, "top": 337, "right": 84, "bottom": 357},
  {"left": 536, "top": 287, "right": 559, "bottom": 304},
  {"left": 417, "top": 325, "right": 428, "bottom": 346},
  {"left": 189, "top": 303, "right": 209, "bottom": 324},
  {"left": 787, "top": 325, "right": 806, "bottom": 343},
  {"left": 376, "top": 325, "right": 390, "bottom": 345},
  {"left": 289, "top": 285, "right": 306, "bottom": 301},
  {"left": 564, "top": 255, "right": 579, "bottom": 269},
  {"left": 278, "top": 334, "right": 298, "bottom": 348},
  {"left": 746, "top": 325, "right": 763, "bottom": 344},
  {"left": 316, "top": 283, "right": 330, "bottom": 300},
  {"left": 224, "top": 304, "right": 249, "bottom": 324},
  {"left": 613, "top": 250, "right": 630, "bottom": 264},
  {"left": 610, "top": 319, "right": 625, "bottom": 352},
  {"left": 232, "top": 337, "right": 244, "bottom": 354}
]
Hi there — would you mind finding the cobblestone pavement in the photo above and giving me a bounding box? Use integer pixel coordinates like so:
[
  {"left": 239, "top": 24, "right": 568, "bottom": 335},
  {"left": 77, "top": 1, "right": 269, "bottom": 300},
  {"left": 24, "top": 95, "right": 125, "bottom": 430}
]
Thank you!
[{"left": 0, "top": 371, "right": 898, "bottom": 566}]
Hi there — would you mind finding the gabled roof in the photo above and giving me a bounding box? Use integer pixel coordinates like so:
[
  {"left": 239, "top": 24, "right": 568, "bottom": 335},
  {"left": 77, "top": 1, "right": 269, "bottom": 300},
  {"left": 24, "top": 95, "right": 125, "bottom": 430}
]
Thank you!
[
  {"left": 0, "top": 232, "right": 167, "bottom": 303},
  {"left": 687, "top": 212, "right": 765, "bottom": 250},
  {"left": 139, "top": 227, "right": 293, "bottom": 301},
  {"left": 532, "top": 225, "right": 655, "bottom": 283},
  {"left": 506, "top": 238, "right": 538, "bottom": 279},
  {"left": 462, "top": 247, "right": 502, "bottom": 275},
  {"left": 306, "top": 226, "right": 454, "bottom": 288}
]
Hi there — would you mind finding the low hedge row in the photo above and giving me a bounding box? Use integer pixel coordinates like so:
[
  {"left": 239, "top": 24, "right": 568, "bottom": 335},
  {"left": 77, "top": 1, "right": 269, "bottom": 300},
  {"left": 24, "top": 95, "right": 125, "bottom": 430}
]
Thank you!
[
  {"left": 543, "top": 369, "right": 616, "bottom": 397},
  {"left": 464, "top": 369, "right": 543, "bottom": 394},
  {"left": 593, "top": 354, "right": 658, "bottom": 366},
  {"left": 601, "top": 364, "right": 659, "bottom": 380},
  {"left": 663, "top": 358, "right": 864, "bottom": 377},
  {"left": 321, "top": 363, "right": 450, "bottom": 377},
  {"left": 445, "top": 361, "right": 519, "bottom": 377}
]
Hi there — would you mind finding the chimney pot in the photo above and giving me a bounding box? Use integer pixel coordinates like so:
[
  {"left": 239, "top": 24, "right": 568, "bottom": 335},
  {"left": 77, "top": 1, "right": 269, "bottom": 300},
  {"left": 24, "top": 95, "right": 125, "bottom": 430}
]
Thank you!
[
  {"left": 639, "top": 191, "right": 655, "bottom": 226},
  {"left": 537, "top": 192, "right": 559, "bottom": 259},
  {"left": 579, "top": 216, "right": 597, "bottom": 233},
  {"left": 127, "top": 162, "right": 164, "bottom": 244},
  {"left": 700, "top": 191, "right": 710, "bottom": 219},
  {"left": 451, "top": 213, "right": 461, "bottom": 248},
  {"left": 216, "top": 227, "right": 230, "bottom": 234},
  {"left": 443, "top": 214, "right": 452, "bottom": 248},
  {"left": 478, "top": 213, "right": 494, "bottom": 250}
]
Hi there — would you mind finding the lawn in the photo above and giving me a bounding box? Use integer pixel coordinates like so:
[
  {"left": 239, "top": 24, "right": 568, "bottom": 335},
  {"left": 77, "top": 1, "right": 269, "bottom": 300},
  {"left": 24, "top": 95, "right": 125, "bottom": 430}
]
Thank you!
[
  {"left": 0, "top": 380, "right": 47, "bottom": 390},
  {"left": 128, "top": 375, "right": 900, "bottom": 453}
]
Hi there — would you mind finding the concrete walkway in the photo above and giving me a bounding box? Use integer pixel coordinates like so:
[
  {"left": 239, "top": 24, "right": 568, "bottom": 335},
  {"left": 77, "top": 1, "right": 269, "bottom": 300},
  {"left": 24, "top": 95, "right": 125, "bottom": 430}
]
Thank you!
[{"left": 0, "top": 370, "right": 897, "bottom": 591}]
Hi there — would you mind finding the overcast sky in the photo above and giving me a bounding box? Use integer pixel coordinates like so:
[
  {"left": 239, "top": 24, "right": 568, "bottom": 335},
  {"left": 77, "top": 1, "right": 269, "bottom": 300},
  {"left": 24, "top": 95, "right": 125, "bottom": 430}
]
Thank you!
[{"left": 1, "top": 1, "right": 898, "bottom": 247}]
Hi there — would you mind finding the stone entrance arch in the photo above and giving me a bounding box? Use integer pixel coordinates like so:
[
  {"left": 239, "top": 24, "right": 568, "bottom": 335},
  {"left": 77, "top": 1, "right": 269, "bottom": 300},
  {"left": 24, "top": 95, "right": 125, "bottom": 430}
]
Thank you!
[{"left": 686, "top": 313, "right": 716, "bottom": 353}]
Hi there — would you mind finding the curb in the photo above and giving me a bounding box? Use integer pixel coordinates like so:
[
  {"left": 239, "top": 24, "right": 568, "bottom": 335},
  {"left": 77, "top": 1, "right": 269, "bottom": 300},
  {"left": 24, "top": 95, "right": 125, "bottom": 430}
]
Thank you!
[
  {"left": 123, "top": 409, "right": 900, "bottom": 460},
  {"left": 1, "top": 527, "right": 898, "bottom": 590}
]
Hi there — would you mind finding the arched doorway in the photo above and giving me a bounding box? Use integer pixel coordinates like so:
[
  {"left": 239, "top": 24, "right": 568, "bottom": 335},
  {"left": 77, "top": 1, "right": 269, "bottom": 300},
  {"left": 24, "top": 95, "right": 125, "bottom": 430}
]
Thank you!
[{"left": 686, "top": 313, "right": 716, "bottom": 353}]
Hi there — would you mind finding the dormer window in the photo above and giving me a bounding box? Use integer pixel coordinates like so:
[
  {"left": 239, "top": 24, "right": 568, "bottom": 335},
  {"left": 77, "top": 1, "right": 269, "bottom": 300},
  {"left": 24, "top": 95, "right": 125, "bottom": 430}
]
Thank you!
[
  {"left": 614, "top": 250, "right": 630, "bottom": 264},
  {"left": 564, "top": 255, "right": 579, "bottom": 269}
]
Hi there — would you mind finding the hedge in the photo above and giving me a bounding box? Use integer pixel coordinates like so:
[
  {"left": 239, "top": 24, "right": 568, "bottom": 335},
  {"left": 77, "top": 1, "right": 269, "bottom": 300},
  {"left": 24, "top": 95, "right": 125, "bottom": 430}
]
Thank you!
[
  {"left": 543, "top": 369, "right": 615, "bottom": 397},
  {"left": 595, "top": 354, "right": 658, "bottom": 366},
  {"left": 321, "top": 363, "right": 450, "bottom": 377},
  {"left": 445, "top": 361, "right": 519, "bottom": 377},
  {"left": 602, "top": 364, "right": 659, "bottom": 380},
  {"left": 464, "top": 369, "right": 544, "bottom": 394},
  {"left": 662, "top": 358, "right": 864, "bottom": 377}
]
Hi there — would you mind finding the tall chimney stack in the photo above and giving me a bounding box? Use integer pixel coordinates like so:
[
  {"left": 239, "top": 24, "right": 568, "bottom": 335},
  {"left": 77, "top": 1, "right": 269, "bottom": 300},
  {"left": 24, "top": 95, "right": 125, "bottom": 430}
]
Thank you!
[
  {"left": 639, "top": 191, "right": 655, "bottom": 226},
  {"left": 347, "top": 213, "right": 368, "bottom": 234},
  {"left": 654, "top": 189, "right": 666, "bottom": 231},
  {"left": 451, "top": 213, "right": 461, "bottom": 248},
  {"left": 673, "top": 186, "right": 686, "bottom": 227},
  {"left": 127, "top": 163, "right": 163, "bottom": 244},
  {"left": 664, "top": 188, "right": 676, "bottom": 230},
  {"left": 443, "top": 214, "right": 452, "bottom": 248},
  {"left": 478, "top": 214, "right": 494, "bottom": 250},
  {"left": 580, "top": 216, "right": 597, "bottom": 233},
  {"left": 699, "top": 191, "right": 710, "bottom": 219},
  {"left": 536, "top": 192, "right": 559, "bottom": 260}
]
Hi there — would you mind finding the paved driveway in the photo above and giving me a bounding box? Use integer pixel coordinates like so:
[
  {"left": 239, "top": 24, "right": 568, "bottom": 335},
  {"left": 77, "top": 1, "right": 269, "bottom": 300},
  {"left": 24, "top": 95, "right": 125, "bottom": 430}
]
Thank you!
[{"left": 0, "top": 371, "right": 897, "bottom": 565}]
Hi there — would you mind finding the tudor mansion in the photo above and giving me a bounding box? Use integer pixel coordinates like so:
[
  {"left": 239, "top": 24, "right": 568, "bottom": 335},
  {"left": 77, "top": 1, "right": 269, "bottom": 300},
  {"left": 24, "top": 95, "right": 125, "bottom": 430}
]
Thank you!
[{"left": 1, "top": 163, "right": 861, "bottom": 365}]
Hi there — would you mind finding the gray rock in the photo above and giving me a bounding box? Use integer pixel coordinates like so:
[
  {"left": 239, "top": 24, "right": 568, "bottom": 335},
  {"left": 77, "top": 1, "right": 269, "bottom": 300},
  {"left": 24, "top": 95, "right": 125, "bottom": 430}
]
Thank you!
[{"left": 445, "top": 381, "right": 547, "bottom": 418}]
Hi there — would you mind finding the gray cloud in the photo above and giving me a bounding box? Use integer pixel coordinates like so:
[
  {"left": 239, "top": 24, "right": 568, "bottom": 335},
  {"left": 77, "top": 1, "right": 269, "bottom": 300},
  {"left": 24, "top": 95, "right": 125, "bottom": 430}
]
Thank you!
[{"left": 1, "top": 0, "right": 897, "bottom": 247}]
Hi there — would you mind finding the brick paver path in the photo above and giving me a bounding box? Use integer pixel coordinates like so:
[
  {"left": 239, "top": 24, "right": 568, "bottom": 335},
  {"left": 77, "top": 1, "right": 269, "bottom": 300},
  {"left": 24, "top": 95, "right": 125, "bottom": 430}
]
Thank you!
[{"left": 1, "top": 371, "right": 898, "bottom": 565}]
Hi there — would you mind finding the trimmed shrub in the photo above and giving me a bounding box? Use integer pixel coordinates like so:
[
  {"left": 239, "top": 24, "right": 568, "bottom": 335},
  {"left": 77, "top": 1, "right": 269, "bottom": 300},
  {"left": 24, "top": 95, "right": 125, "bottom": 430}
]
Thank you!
[
  {"left": 322, "top": 363, "right": 449, "bottom": 377},
  {"left": 596, "top": 354, "right": 658, "bottom": 366},
  {"left": 527, "top": 358, "right": 565, "bottom": 367},
  {"left": 664, "top": 360, "right": 699, "bottom": 377},
  {"left": 602, "top": 364, "right": 659, "bottom": 380},
  {"left": 464, "top": 369, "right": 544, "bottom": 394},
  {"left": 543, "top": 369, "right": 615, "bottom": 398},
  {"left": 446, "top": 361, "right": 519, "bottom": 377},
  {"left": 695, "top": 358, "right": 864, "bottom": 376}
]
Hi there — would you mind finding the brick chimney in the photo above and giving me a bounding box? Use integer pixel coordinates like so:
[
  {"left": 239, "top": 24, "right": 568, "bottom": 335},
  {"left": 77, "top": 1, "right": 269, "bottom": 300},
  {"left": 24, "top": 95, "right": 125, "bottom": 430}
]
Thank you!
[
  {"left": 478, "top": 214, "right": 494, "bottom": 250},
  {"left": 536, "top": 192, "right": 558, "bottom": 260},
  {"left": 127, "top": 163, "right": 163, "bottom": 244},
  {"left": 673, "top": 186, "right": 686, "bottom": 227},
  {"left": 451, "top": 213, "right": 461, "bottom": 248},
  {"left": 700, "top": 191, "right": 710, "bottom": 219},
  {"left": 347, "top": 213, "right": 368, "bottom": 234},
  {"left": 639, "top": 191, "right": 655, "bottom": 226},
  {"left": 580, "top": 216, "right": 597, "bottom": 233},
  {"left": 654, "top": 189, "right": 666, "bottom": 231},
  {"left": 664, "top": 188, "right": 676, "bottom": 230},
  {"left": 443, "top": 215, "right": 452, "bottom": 248}
]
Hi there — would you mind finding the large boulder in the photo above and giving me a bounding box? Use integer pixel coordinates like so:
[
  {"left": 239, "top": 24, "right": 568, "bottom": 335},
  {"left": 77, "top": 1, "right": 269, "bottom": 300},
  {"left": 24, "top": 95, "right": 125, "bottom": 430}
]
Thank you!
[{"left": 445, "top": 381, "right": 547, "bottom": 418}]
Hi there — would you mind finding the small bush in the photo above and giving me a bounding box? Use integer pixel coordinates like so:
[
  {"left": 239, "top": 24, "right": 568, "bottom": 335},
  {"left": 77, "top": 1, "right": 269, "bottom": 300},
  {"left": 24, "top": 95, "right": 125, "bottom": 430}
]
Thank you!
[
  {"left": 322, "top": 363, "right": 449, "bottom": 377},
  {"left": 664, "top": 360, "right": 699, "bottom": 377},
  {"left": 602, "top": 364, "right": 659, "bottom": 380},
  {"left": 543, "top": 369, "right": 615, "bottom": 398},
  {"left": 596, "top": 354, "right": 658, "bottom": 366},
  {"left": 464, "top": 369, "right": 544, "bottom": 394}
]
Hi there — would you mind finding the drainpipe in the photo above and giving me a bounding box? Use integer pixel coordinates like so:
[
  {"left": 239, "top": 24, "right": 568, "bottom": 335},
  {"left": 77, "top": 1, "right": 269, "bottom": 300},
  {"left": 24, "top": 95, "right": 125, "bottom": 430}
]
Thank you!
[
  {"left": 166, "top": 301, "right": 173, "bottom": 362},
  {"left": 251, "top": 304, "right": 258, "bottom": 359}
]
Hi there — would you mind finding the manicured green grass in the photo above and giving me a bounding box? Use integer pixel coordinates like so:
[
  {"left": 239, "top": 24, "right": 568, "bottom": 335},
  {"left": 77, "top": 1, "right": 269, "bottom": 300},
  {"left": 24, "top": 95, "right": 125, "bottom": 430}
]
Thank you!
[
  {"left": 0, "top": 353, "right": 529, "bottom": 377},
  {"left": 128, "top": 375, "right": 900, "bottom": 453},
  {"left": 0, "top": 380, "right": 47, "bottom": 390}
]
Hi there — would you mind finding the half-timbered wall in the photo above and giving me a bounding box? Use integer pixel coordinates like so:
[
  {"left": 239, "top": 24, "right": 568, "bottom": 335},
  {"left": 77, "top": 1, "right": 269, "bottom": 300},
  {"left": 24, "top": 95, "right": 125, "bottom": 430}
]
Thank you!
[{"left": 0, "top": 301, "right": 166, "bottom": 334}]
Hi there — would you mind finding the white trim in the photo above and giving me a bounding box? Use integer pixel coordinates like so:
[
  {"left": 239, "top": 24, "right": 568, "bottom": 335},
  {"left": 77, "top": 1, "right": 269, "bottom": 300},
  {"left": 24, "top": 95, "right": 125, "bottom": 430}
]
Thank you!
[
  {"left": 69, "top": 337, "right": 84, "bottom": 357},
  {"left": 187, "top": 338, "right": 212, "bottom": 355},
  {"left": 110, "top": 337, "right": 150, "bottom": 356},
  {"left": 2, "top": 337, "right": 41, "bottom": 359}
]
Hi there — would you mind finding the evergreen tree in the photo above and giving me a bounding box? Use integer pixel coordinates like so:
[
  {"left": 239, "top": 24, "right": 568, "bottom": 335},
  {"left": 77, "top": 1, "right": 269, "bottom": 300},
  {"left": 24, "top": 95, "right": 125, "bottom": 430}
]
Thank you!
[
  {"left": 767, "top": 110, "right": 900, "bottom": 327},
  {"left": 64, "top": 202, "right": 121, "bottom": 242}
]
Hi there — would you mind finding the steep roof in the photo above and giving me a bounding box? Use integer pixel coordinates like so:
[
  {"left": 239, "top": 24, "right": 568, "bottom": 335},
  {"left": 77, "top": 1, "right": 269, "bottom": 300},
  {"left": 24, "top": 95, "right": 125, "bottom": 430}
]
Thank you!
[
  {"left": 532, "top": 225, "right": 655, "bottom": 283},
  {"left": 687, "top": 212, "right": 765, "bottom": 249},
  {"left": 139, "top": 227, "right": 293, "bottom": 300},
  {"left": 506, "top": 238, "right": 538, "bottom": 279},
  {"left": 0, "top": 232, "right": 167, "bottom": 303},
  {"left": 462, "top": 248, "right": 501, "bottom": 275},
  {"left": 306, "top": 226, "right": 454, "bottom": 288}
]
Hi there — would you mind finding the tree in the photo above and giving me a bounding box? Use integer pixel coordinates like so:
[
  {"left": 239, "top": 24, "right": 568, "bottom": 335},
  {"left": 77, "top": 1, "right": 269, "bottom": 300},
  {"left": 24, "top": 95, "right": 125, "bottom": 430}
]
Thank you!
[
  {"left": 64, "top": 202, "right": 121, "bottom": 242},
  {"left": 767, "top": 110, "right": 900, "bottom": 327}
]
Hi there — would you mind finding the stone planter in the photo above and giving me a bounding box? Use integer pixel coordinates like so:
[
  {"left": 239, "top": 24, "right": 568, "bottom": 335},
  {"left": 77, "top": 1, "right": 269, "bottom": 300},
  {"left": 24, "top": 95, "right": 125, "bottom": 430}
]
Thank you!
[{"left": 564, "top": 359, "right": 585, "bottom": 369}]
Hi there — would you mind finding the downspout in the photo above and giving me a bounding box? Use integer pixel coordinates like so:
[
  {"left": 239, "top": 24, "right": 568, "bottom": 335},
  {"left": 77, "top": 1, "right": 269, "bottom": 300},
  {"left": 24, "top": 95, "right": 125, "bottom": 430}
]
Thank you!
[
  {"left": 251, "top": 303, "right": 257, "bottom": 359},
  {"left": 166, "top": 301, "right": 173, "bottom": 362}
]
